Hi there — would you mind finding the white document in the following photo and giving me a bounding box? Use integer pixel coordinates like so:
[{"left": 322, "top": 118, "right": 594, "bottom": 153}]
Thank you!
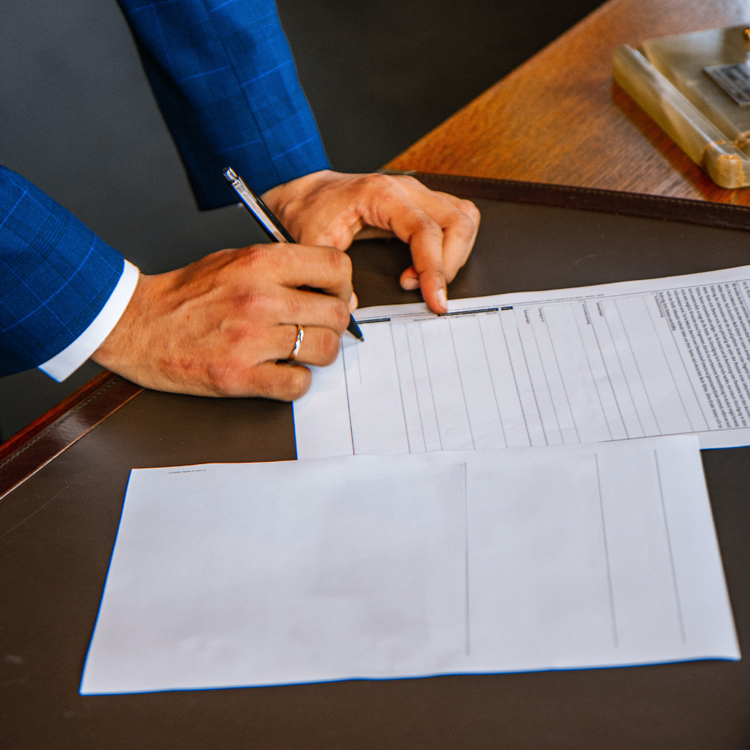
[
  {"left": 80, "top": 436, "right": 738, "bottom": 694},
  {"left": 294, "top": 265, "right": 750, "bottom": 459},
  {"left": 81, "top": 457, "right": 469, "bottom": 693}
]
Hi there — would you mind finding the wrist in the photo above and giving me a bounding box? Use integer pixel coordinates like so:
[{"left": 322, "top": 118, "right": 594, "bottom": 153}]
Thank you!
[{"left": 91, "top": 272, "right": 159, "bottom": 373}]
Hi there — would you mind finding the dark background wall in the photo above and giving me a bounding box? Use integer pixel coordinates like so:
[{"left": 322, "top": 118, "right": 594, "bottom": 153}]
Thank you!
[{"left": 0, "top": 0, "right": 603, "bottom": 441}]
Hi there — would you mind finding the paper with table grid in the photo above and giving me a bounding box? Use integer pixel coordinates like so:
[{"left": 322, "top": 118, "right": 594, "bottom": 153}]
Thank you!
[
  {"left": 80, "top": 437, "right": 738, "bottom": 694},
  {"left": 294, "top": 265, "right": 750, "bottom": 459}
]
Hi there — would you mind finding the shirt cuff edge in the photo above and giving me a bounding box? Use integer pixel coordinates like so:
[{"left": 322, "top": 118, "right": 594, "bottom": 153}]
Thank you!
[{"left": 39, "top": 261, "right": 140, "bottom": 382}]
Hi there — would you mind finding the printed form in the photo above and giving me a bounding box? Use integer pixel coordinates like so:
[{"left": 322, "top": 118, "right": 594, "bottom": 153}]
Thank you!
[{"left": 294, "top": 265, "right": 750, "bottom": 458}]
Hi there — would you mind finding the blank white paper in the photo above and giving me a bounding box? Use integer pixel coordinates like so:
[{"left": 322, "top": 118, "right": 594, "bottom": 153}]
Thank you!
[
  {"left": 81, "top": 457, "right": 469, "bottom": 694},
  {"left": 294, "top": 265, "right": 750, "bottom": 459},
  {"left": 81, "top": 436, "right": 738, "bottom": 695}
]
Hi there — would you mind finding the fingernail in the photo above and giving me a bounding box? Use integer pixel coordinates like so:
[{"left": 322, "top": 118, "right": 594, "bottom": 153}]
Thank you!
[
  {"left": 437, "top": 287, "right": 447, "bottom": 311},
  {"left": 401, "top": 278, "right": 420, "bottom": 291},
  {"left": 349, "top": 292, "right": 359, "bottom": 311}
]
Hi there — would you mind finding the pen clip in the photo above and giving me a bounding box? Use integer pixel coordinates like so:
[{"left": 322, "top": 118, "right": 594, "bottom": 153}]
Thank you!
[{"left": 223, "top": 167, "right": 295, "bottom": 243}]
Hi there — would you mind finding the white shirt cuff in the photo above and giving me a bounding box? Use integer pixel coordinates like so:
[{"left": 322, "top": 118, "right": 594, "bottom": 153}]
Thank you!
[{"left": 39, "top": 261, "right": 140, "bottom": 382}]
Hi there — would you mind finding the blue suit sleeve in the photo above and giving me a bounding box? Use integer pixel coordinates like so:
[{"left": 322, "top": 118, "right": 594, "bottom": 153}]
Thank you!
[
  {"left": 0, "top": 166, "right": 124, "bottom": 376},
  {"left": 116, "top": 0, "right": 331, "bottom": 210}
]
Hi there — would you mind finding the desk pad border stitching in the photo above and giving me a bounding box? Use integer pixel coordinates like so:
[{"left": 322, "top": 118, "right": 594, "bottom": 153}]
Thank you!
[
  {"left": 413, "top": 171, "right": 736, "bottom": 208},
  {"left": 410, "top": 172, "right": 750, "bottom": 229}
]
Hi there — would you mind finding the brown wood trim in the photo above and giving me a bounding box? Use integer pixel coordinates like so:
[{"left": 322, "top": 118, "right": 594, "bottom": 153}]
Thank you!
[{"left": 0, "top": 373, "right": 143, "bottom": 499}]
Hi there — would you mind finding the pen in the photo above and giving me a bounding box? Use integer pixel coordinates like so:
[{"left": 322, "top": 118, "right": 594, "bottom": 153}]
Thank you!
[{"left": 223, "top": 167, "right": 364, "bottom": 342}]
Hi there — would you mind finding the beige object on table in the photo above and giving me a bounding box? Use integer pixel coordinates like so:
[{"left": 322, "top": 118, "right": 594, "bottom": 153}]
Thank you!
[{"left": 614, "top": 26, "right": 750, "bottom": 188}]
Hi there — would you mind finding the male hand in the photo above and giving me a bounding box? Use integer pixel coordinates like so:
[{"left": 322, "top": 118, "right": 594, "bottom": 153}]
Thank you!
[
  {"left": 262, "top": 170, "right": 480, "bottom": 314},
  {"left": 92, "top": 243, "right": 354, "bottom": 400}
]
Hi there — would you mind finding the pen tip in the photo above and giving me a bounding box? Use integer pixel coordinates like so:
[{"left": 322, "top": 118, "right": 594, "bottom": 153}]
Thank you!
[{"left": 347, "top": 318, "right": 364, "bottom": 341}]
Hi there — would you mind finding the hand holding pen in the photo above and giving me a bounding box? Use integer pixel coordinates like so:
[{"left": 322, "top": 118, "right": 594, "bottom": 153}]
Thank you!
[
  {"left": 224, "top": 167, "right": 364, "bottom": 345},
  {"left": 92, "top": 166, "right": 476, "bottom": 400}
]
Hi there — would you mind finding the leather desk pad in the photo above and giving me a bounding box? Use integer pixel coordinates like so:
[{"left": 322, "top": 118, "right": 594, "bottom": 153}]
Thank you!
[{"left": 1, "top": 186, "right": 749, "bottom": 748}]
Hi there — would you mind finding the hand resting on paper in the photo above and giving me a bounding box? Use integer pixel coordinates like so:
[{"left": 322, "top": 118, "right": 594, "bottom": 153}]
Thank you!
[
  {"left": 262, "top": 170, "right": 481, "bottom": 314},
  {"left": 92, "top": 243, "right": 355, "bottom": 400}
]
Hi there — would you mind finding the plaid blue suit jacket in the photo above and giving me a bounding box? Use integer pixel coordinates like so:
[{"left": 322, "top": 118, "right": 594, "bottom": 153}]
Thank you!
[{"left": 0, "top": 0, "right": 329, "bottom": 375}]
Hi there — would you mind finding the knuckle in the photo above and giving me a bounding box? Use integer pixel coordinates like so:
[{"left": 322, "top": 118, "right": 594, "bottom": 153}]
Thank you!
[
  {"left": 283, "top": 291, "right": 306, "bottom": 319},
  {"left": 238, "top": 243, "right": 268, "bottom": 265},
  {"left": 393, "top": 174, "right": 420, "bottom": 189},
  {"left": 460, "top": 200, "right": 481, "bottom": 225},
  {"left": 364, "top": 172, "right": 394, "bottom": 189},
  {"left": 238, "top": 244, "right": 284, "bottom": 275},
  {"left": 241, "top": 290, "right": 277, "bottom": 319},
  {"left": 332, "top": 247, "right": 352, "bottom": 275},
  {"left": 456, "top": 212, "right": 476, "bottom": 235},
  {"left": 444, "top": 203, "right": 479, "bottom": 239},
  {"left": 416, "top": 215, "right": 441, "bottom": 237},
  {"left": 206, "top": 360, "right": 244, "bottom": 396},
  {"left": 285, "top": 367, "right": 312, "bottom": 401},
  {"left": 318, "top": 330, "right": 342, "bottom": 364},
  {"left": 363, "top": 172, "right": 405, "bottom": 199},
  {"left": 333, "top": 300, "right": 351, "bottom": 330},
  {"left": 320, "top": 247, "right": 352, "bottom": 286}
]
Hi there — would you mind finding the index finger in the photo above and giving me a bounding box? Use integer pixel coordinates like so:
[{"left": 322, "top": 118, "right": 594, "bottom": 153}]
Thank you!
[
  {"left": 396, "top": 210, "right": 449, "bottom": 313},
  {"left": 381, "top": 197, "right": 460, "bottom": 313},
  {"left": 363, "top": 177, "right": 478, "bottom": 313},
  {"left": 412, "top": 190, "right": 480, "bottom": 281},
  {"left": 396, "top": 181, "right": 478, "bottom": 279}
]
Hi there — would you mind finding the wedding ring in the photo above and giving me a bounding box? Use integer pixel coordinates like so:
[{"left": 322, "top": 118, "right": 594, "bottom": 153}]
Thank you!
[{"left": 288, "top": 325, "right": 304, "bottom": 361}]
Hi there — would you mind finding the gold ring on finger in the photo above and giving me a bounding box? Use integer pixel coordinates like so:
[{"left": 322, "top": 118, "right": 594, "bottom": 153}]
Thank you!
[{"left": 288, "top": 325, "right": 304, "bottom": 362}]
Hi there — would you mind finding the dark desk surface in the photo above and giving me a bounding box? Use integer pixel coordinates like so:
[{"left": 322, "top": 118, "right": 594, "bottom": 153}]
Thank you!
[
  {"left": 2, "top": 188, "right": 750, "bottom": 748},
  {"left": 5, "top": 0, "right": 750, "bottom": 743}
]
